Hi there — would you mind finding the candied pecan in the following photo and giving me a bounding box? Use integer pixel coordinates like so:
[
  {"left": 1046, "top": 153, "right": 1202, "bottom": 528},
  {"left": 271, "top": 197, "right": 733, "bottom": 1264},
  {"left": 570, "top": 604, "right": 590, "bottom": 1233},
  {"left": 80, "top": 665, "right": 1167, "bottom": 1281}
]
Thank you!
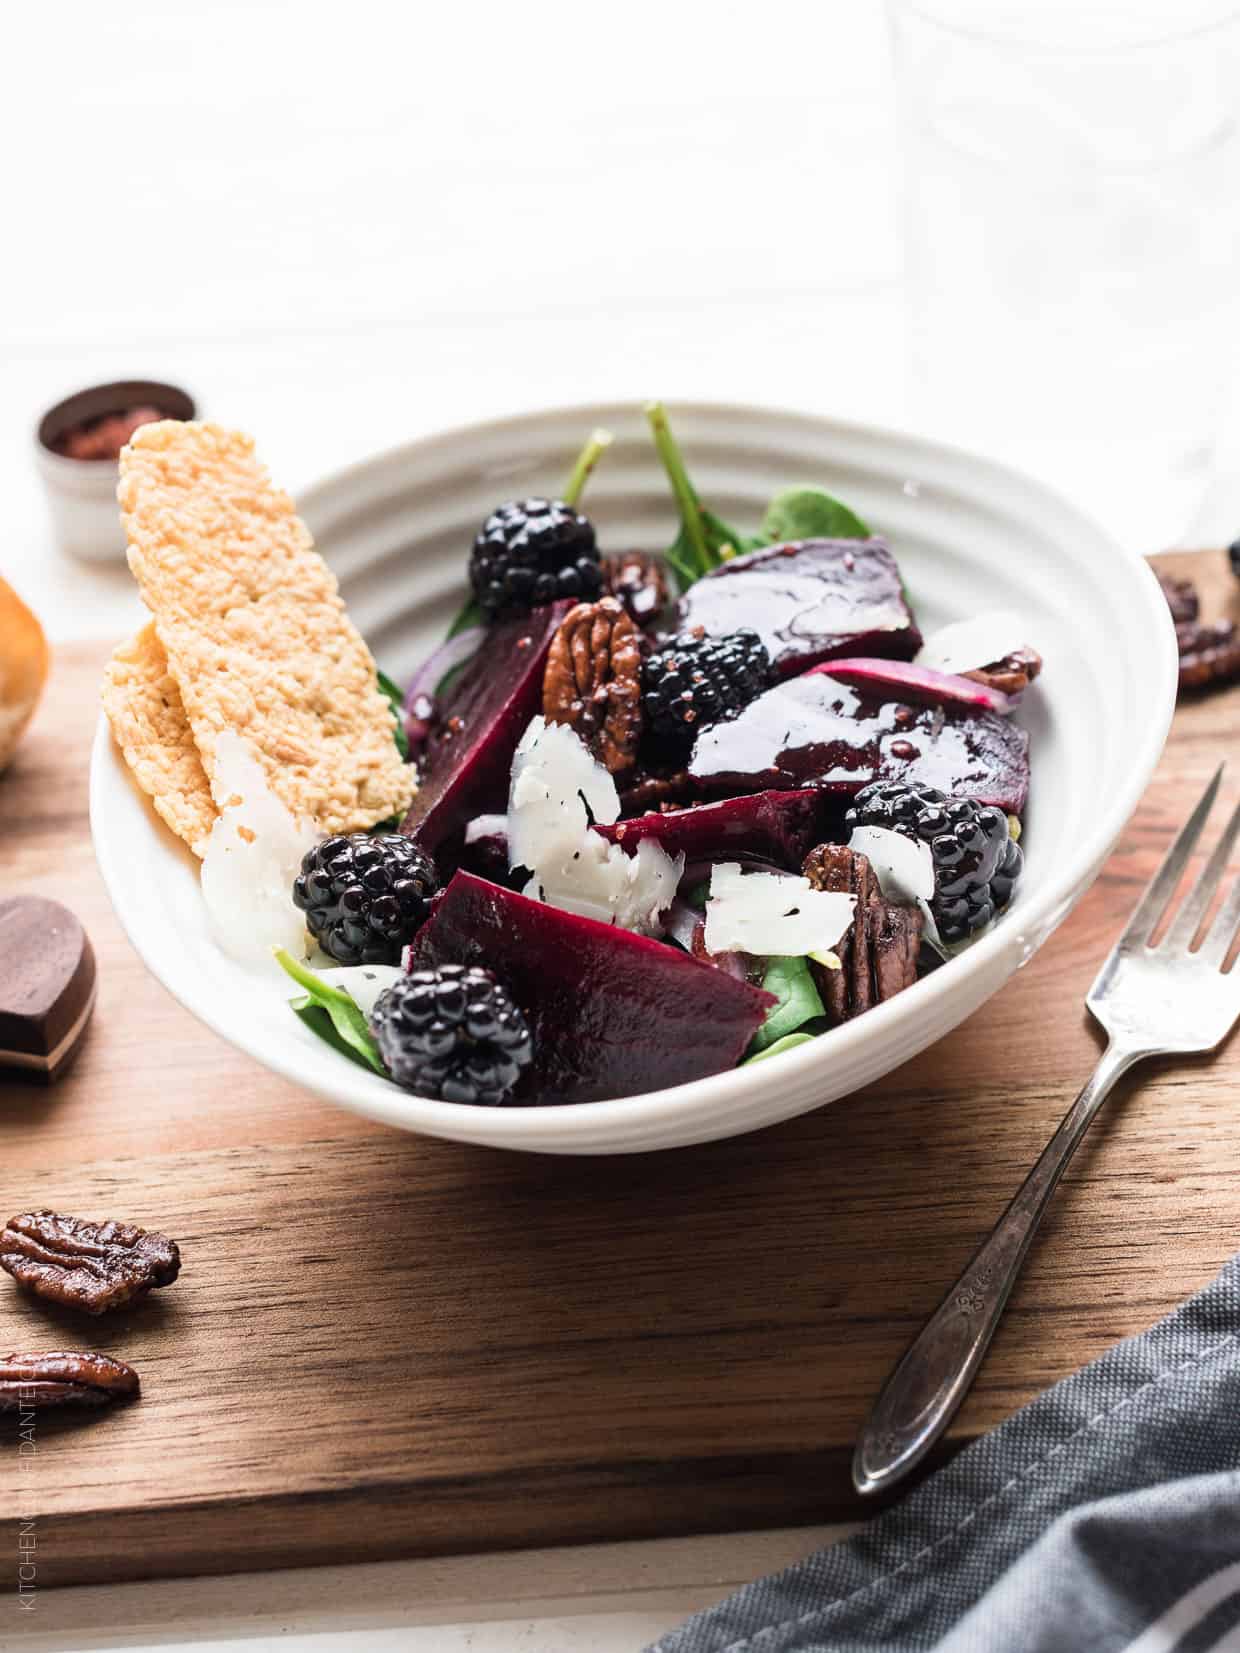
[
  {"left": 963, "top": 646, "right": 1043, "bottom": 697},
  {"left": 619, "top": 769, "right": 694, "bottom": 812},
  {"left": 601, "top": 550, "right": 671, "bottom": 627},
  {"left": 0, "top": 1350, "right": 139, "bottom": 1411},
  {"left": 1176, "top": 618, "right": 1240, "bottom": 691},
  {"left": 543, "top": 597, "right": 643, "bottom": 773},
  {"left": 1, "top": 1211, "right": 180, "bottom": 1316},
  {"left": 802, "top": 843, "right": 923, "bottom": 1023},
  {"left": 1158, "top": 572, "right": 1200, "bottom": 625}
]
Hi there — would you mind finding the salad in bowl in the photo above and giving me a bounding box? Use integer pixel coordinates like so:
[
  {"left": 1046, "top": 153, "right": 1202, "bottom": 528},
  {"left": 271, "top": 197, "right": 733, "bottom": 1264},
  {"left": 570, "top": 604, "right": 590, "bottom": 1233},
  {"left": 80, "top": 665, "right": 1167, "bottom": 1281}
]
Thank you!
[{"left": 98, "top": 405, "right": 1052, "bottom": 1120}]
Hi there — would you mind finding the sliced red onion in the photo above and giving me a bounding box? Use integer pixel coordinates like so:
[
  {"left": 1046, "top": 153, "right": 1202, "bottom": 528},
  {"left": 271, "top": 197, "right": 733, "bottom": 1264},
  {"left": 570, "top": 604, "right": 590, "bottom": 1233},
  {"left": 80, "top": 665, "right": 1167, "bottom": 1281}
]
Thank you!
[
  {"left": 678, "top": 855, "right": 781, "bottom": 893},
  {"left": 810, "top": 656, "right": 1014, "bottom": 715},
  {"left": 400, "top": 626, "right": 486, "bottom": 757},
  {"left": 464, "top": 813, "right": 508, "bottom": 846},
  {"left": 664, "top": 896, "right": 702, "bottom": 950}
]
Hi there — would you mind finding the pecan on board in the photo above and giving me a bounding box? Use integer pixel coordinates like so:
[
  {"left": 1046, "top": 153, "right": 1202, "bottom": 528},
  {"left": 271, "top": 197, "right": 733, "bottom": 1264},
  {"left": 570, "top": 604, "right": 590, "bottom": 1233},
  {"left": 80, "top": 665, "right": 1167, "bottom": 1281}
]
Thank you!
[
  {"left": 0, "top": 1350, "right": 139, "bottom": 1411},
  {"left": 1, "top": 1210, "right": 180, "bottom": 1316},
  {"left": 1157, "top": 572, "right": 1200, "bottom": 626},
  {"left": 543, "top": 597, "right": 643, "bottom": 774},
  {"left": 1176, "top": 618, "right": 1240, "bottom": 692},
  {"left": 601, "top": 551, "right": 671, "bottom": 627},
  {"left": 802, "top": 843, "right": 923, "bottom": 1023},
  {"left": 963, "top": 646, "right": 1043, "bottom": 697}
]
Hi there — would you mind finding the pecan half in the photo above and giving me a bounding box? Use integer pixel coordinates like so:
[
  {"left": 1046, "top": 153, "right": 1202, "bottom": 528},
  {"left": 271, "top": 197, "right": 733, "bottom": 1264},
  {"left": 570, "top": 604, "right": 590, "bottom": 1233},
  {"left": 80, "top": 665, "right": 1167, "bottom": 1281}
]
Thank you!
[
  {"left": 543, "top": 597, "right": 643, "bottom": 774},
  {"left": 0, "top": 1351, "right": 139, "bottom": 1411},
  {"left": 963, "top": 646, "right": 1043, "bottom": 697},
  {"left": 1176, "top": 618, "right": 1240, "bottom": 691},
  {"left": 1158, "top": 572, "right": 1200, "bottom": 626},
  {"left": 601, "top": 551, "right": 671, "bottom": 627},
  {"left": 619, "top": 768, "right": 694, "bottom": 812},
  {"left": 802, "top": 843, "right": 923, "bottom": 1022},
  {"left": 1, "top": 1211, "right": 180, "bottom": 1316}
]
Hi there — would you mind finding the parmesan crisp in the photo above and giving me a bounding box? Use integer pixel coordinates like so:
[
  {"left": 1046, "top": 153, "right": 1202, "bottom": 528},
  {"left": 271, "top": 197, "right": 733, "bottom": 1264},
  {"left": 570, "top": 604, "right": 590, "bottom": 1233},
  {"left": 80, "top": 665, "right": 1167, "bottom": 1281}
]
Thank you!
[
  {"left": 102, "top": 624, "right": 217, "bottom": 856},
  {"left": 117, "top": 421, "right": 415, "bottom": 834}
]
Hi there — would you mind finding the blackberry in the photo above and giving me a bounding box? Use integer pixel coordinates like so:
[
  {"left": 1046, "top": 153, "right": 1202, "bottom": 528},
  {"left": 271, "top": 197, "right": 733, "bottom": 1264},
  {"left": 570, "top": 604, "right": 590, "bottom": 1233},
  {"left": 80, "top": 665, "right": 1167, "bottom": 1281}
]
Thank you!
[
  {"left": 469, "top": 497, "right": 602, "bottom": 616},
  {"left": 845, "top": 781, "right": 1021, "bottom": 946},
  {"left": 293, "top": 834, "right": 438, "bottom": 965},
  {"left": 370, "top": 964, "right": 533, "bottom": 1105},
  {"left": 642, "top": 628, "right": 772, "bottom": 743}
]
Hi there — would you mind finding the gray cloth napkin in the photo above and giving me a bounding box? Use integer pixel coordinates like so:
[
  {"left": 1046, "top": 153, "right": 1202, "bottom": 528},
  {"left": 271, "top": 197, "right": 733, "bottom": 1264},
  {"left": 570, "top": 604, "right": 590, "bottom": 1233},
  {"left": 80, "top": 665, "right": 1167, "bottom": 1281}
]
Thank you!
[{"left": 648, "top": 1256, "right": 1240, "bottom": 1653}]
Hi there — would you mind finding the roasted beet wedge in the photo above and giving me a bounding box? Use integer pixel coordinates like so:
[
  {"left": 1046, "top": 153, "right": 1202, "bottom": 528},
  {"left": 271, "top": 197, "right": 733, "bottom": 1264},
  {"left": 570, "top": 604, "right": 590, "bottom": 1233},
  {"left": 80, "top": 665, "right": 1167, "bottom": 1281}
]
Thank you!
[
  {"left": 687, "top": 672, "right": 1030, "bottom": 812},
  {"left": 410, "top": 872, "right": 774, "bottom": 1104},
  {"left": 597, "top": 790, "right": 833, "bottom": 870},
  {"left": 674, "top": 538, "right": 921, "bottom": 678},
  {"left": 401, "top": 602, "right": 572, "bottom": 854}
]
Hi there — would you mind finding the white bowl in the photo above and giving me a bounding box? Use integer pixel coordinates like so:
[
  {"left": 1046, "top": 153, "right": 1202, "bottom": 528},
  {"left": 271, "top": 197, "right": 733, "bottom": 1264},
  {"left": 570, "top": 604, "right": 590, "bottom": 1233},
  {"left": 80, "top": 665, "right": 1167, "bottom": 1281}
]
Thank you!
[{"left": 90, "top": 402, "right": 1177, "bottom": 1155}]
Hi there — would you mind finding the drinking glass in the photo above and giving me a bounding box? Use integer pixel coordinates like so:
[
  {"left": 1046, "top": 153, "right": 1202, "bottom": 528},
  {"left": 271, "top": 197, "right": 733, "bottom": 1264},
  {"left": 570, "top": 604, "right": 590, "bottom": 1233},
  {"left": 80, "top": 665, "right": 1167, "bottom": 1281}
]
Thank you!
[{"left": 890, "top": 0, "right": 1240, "bottom": 551}]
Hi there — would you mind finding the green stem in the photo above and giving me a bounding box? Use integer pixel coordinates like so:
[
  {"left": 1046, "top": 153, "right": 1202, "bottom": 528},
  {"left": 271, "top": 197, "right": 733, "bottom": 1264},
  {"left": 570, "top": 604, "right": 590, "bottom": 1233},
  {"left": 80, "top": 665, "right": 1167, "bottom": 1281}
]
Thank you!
[
  {"left": 274, "top": 948, "right": 335, "bottom": 1000},
  {"left": 645, "top": 401, "right": 709, "bottom": 577},
  {"left": 562, "top": 427, "right": 613, "bottom": 508}
]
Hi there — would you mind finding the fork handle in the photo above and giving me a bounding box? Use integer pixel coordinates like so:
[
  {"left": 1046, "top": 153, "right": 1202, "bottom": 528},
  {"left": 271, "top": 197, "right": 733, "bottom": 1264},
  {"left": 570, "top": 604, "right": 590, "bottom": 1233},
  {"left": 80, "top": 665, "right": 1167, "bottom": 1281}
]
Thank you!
[{"left": 853, "top": 1039, "right": 1143, "bottom": 1496}]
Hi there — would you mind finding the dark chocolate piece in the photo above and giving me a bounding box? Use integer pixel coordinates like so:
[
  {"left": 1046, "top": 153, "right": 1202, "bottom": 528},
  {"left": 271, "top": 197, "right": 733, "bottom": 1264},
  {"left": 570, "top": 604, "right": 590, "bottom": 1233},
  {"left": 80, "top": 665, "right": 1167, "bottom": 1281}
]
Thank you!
[{"left": 0, "top": 897, "right": 96, "bottom": 1083}]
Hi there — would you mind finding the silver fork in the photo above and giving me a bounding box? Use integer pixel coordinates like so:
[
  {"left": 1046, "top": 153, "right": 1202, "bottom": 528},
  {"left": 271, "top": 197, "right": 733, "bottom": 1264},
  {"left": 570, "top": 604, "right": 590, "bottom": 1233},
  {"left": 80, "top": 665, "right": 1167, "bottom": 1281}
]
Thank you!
[{"left": 854, "top": 765, "right": 1240, "bottom": 1497}]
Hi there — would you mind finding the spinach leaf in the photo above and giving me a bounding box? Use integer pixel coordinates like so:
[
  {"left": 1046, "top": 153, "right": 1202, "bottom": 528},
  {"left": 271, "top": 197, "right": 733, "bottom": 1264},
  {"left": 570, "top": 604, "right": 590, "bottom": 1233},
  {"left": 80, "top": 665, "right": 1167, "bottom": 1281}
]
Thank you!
[
  {"left": 376, "top": 669, "right": 410, "bottom": 761},
  {"left": 645, "top": 404, "right": 869, "bottom": 593},
  {"left": 446, "top": 599, "right": 483, "bottom": 640},
  {"left": 748, "top": 955, "right": 825, "bottom": 1053},
  {"left": 759, "top": 487, "right": 870, "bottom": 545},
  {"left": 744, "top": 1030, "right": 817, "bottom": 1065},
  {"left": 290, "top": 999, "right": 383, "bottom": 1073},
  {"left": 275, "top": 949, "right": 388, "bottom": 1076},
  {"left": 646, "top": 401, "right": 751, "bottom": 586}
]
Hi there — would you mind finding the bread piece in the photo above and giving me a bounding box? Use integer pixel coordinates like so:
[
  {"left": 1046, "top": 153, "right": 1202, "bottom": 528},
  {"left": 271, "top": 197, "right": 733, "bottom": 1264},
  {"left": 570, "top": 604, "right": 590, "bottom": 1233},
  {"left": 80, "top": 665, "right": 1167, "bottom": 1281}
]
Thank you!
[
  {"left": 118, "top": 421, "right": 414, "bottom": 834},
  {"left": 0, "top": 578, "right": 49, "bottom": 773},
  {"left": 102, "top": 624, "right": 216, "bottom": 856}
]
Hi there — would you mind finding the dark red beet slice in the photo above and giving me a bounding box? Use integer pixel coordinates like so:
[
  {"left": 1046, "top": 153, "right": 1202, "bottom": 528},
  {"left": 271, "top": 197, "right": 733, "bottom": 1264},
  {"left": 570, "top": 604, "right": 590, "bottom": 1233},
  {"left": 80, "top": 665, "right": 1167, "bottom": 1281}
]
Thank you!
[
  {"left": 410, "top": 871, "right": 774, "bottom": 1104},
  {"left": 687, "top": 672, "right": 1029, "bottom": 812},
  {"left": 401, "top": 602, "right": 572, "bottom": 854},
  {"left": 597, "top": 790, "right": 834, "bottom": 869},
  {"left": 674, "top": 538, "right": 920, "bottom": 678}
]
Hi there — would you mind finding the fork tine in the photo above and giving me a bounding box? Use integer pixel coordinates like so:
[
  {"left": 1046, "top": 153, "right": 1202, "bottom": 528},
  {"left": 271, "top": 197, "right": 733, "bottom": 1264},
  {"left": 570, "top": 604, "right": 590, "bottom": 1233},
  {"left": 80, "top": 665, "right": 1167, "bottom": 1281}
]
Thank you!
[
  {"left": 1199, "top": 870, "right": 1240, "bottom": 968},
  {"left": 1163, "top": 794, "right": 1240, "bottom": 952},
  {"left": 1113, "top": 765, "right": 1223, "bottom": 953}
]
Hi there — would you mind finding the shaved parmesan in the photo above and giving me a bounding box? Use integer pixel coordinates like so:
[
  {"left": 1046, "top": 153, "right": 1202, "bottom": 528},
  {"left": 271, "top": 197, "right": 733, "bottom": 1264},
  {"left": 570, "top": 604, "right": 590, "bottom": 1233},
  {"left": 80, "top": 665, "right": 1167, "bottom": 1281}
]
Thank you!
[
  {"left": 508, "top": 717, "right": 682, "bottom": 935},
  {"left": 508, "top": 716, "right": 620, "bottom": 872},
  {"left": 848, "top": 824, "right": 945, "bottom": 956},
  {"left": 916, "top": 612, "right": 1029, "bottom": 676},
  {"left": 704, "top": 863, "right": 856, "bottom": 958},
  {"left": 200, "top": 730, "right": 318, "bottom": 967},
  {"left": 848, "top": 825, "right": 935, "bottom": 903}
]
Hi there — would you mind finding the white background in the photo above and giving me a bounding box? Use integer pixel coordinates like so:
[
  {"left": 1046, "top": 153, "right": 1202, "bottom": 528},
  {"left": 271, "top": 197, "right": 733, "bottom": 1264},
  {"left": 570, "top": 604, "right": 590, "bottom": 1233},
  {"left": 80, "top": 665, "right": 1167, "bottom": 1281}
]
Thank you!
[{"left": 1, "top": 2, "right": 1237, "bottom": 1649}]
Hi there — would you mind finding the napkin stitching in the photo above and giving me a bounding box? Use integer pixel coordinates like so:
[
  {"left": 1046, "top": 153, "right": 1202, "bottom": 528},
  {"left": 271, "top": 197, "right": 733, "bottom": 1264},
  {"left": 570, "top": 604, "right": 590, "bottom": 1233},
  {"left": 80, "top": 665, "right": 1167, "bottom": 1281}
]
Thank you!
[{"left": 680, "top": 1328, "right": 1239, "bottom": 1653}]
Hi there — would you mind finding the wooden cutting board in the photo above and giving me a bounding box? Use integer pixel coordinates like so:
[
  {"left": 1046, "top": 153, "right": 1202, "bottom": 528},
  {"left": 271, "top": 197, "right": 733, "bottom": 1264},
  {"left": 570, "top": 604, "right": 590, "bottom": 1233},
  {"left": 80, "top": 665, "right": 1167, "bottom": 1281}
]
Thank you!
[{"left": 3, "top": 552, "right": 1239, "bottom": 1590}]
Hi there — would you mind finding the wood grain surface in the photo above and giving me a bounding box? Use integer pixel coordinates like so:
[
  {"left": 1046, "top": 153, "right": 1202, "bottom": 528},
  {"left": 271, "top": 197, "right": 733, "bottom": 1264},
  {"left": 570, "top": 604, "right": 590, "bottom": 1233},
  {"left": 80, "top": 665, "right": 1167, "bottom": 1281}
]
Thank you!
[{"left": 2, "top": 555, "right": 1238, "bottom": 1589}]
